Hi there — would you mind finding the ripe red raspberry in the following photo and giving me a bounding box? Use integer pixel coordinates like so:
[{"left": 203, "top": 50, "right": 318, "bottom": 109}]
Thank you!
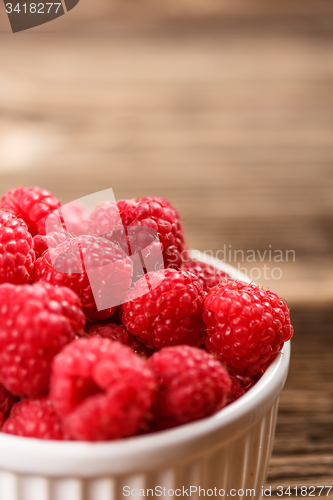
[
  {"left": 0, "top": 187, "right": 61, "bottom": 236},
  {"left": 121, "top": 269, "right": 206, "bottom": 350},
  {"left": 234, "top": 374, "right": 257, "bottom": 392},
  {"left": 0, "top": 383, "right": 16, "bottom": 419},
  {"left": 88, "top": 196, "right": 187, "bottom": 270},
  {"left": 227, "top": 376, "right": 245, "bottom": 404},
  {"left": 35, "top": 234, "right": 133, "bottom": 322},
  {"left": 182, "top": 259, "right": 231, "bottom": 291},
  {"left": 50, "top": 338, "right": 157, "bottom": 441},
  {"left": 0, "top": 210, "right": 35, "bottom": 284},
  {"left": 86, "top": 323, "right": 152, "bottom": 359},
  {"left": 2, "top": 398, "right": 67, "bottom": 440},
  {"left": 203, "top": 280, "right": 293, "bottom": 376},
  {"left": 148, "top": 345, "right": 231, "bottom": 428},
  {"left": 33, "top": 203, "right": 90, "bottom": 256},
  {"left": 58, "top": 202, "right": 90, "bottom": 237},
  {"left": 33, "top": 231, "right": 68, "bottom": 257},
  {"left": 0, "top": 282, "right": 86, "bottom": 397}
]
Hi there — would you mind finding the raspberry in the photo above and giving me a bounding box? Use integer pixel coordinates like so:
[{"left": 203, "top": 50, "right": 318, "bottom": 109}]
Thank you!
[
  {"left": 50, "top": 338, "right": 157, "bottom": 441},
  {"left": 203, "top": 280, "right": 293, "bottom": 376},
  {"left": 88, "top": 196, "right": 187, "bottom": 270},
  {"left": 34, "top": 203, "right": 90, "bottom": 255},
  {"left": 33, "top": 231, "right": 68, "bottom": 257},
  {"left": 0, "top": 282, "right": 85, "bottom": 397},
  {"left": 148, "top": 345, "right": 231, "bottom": 428},
  {"left": 86, "top": 323, "right": 152, "bottom": 359},
  {"left": 234, "top": 374, "right": 257, "bottom": 392},
  {"left": 121, "top": 268, "right": 206, "bottom": 350},
  {"left": 0, "top": 187, "right": 61, "bottom": 236},
  {"left": 86, "top": 200, "right": 122, "bottom": 237},
  {"left": 227, "top": 376, "right": 245, "bottom": 404},
  {"left": 182, "top": 259, "right": 231, "bottom": 291},
  {"left": 2, "top": 398, "right": 66, "bottom": 440},
  {"left": 0, "top": 210, "right": 35, "bottom": 284},
  {"left": 58, "top": 202, "right": 89, "bottom": 237},
  {"left": 0, "top": 383, "right": 16, "bottom": 419},
  {"left": 35, "top": 234, "right": 133, "bottom": 322}
]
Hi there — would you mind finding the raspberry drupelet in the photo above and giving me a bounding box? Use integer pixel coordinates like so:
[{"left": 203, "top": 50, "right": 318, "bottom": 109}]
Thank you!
[
  {"left": 121, "top": 268, "right": 206, "bottom": 350},
  {"left": 148, "top": 345, "right": 231, "bottom": 429},
  {"left": 0, "top": 282, "right": 86, "bottom": 398},
  {"left": 0, "top": 210, "right": 35, "bottom": 284},
  {"left": 203, "top": 280, "right": 293, "bottom": 376},
  {"left": 0, "top": 187, "right": 61, "bottom": 236},
  {"left": 34, "top": 234, "right": 133, "bottom": 322},
  {"left": 50, "top": 337, "right": 157, "bottom": 441},
  {"left": 2, "top": 398, "right": 67, "bottom": 440},
  {"left": 182, "top": 258, "right": 231, "bottom": 291}
]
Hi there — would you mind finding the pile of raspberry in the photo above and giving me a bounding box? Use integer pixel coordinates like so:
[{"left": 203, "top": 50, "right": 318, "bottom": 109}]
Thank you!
[{"left": 0, "top": 186, "right": 293, "bottom": 442}]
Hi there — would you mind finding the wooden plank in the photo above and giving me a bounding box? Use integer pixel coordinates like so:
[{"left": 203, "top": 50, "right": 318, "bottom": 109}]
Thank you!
[{"left": 265, "top": 306, "right": 333, "bottom": 490}]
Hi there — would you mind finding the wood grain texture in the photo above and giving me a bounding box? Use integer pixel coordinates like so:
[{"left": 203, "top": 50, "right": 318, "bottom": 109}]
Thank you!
[
  {"left": 0, "top": 1, "right": 332, "bottom": 493},
  {"left": 267, "top": 306, "right": 333, "bottom": 497}
]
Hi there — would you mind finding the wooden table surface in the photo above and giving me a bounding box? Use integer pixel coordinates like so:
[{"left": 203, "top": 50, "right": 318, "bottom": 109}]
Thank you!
[{"left": 0, "top": 0, "right": 332, "bottom": 496}]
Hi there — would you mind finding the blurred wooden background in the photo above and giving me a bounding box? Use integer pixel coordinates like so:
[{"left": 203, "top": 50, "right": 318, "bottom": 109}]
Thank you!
[{"left": 0, "top": 0, "right": 332, "bottom": 496}]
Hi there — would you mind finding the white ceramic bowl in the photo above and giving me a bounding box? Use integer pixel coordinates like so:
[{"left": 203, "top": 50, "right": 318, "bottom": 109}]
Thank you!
[{"left": 0, "top": 252, "right": 291, "bottom": 500}]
